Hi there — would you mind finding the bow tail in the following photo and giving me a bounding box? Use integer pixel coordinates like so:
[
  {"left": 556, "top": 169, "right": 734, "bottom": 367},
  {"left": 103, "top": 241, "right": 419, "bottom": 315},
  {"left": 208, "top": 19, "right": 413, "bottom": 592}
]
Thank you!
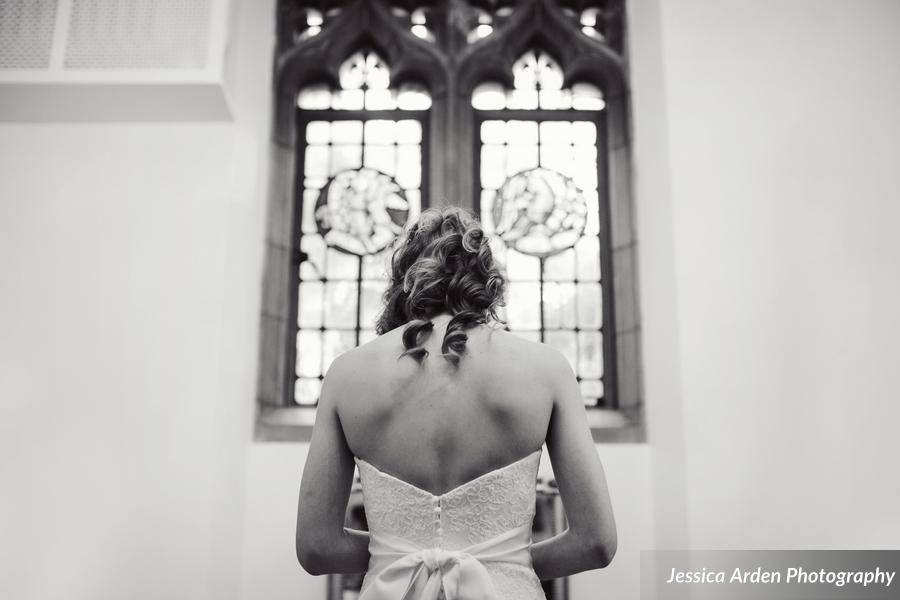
[
  {"left": 441, "top": 556, "right": 501, "bottom": 600},
  {"left": 361, "top": 555, "right": 448, "bottom": 600}
]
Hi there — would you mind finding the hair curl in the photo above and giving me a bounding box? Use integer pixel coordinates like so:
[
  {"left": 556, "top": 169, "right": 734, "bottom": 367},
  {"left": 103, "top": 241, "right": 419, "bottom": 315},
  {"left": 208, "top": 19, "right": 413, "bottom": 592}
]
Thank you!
[{"left": 375, "top": 206, "right": 506, "bottom": 365}]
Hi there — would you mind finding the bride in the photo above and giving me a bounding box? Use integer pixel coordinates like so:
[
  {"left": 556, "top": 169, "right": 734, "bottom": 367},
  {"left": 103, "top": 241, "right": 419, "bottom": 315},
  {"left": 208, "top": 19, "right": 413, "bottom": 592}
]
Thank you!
[{"left": 296, "top": 207, "right": 617, "bottom": 599}]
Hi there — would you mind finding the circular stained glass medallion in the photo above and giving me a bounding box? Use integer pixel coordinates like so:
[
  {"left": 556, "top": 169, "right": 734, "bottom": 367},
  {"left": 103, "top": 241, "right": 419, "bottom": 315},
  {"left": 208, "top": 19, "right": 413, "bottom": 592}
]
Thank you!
[
  {"left": 492, "top": 167, "right": 588, "bottom": 257},
  {"left": 314, "top": 167, "right": 411, "bottom": 255}
]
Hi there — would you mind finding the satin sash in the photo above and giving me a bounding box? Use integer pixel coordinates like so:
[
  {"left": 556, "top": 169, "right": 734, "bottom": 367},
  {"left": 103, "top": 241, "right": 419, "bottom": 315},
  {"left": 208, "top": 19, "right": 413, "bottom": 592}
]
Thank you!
[{"left": 358, "top": 522, "right": 533, "bottom": 600}]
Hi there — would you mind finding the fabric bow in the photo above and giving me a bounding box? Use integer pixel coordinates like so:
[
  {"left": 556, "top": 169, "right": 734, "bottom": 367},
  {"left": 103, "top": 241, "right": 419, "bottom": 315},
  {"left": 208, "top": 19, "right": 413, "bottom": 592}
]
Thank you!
[{"left": 358, "top": 523, "right": 533, "bottom": 600}]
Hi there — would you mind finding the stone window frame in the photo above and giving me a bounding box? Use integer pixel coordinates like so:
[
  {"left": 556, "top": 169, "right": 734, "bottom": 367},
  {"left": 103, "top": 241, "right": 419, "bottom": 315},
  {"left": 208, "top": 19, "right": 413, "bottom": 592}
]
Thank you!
[{"left": 256, "top": 0, "right": 643, "bottom": 442}]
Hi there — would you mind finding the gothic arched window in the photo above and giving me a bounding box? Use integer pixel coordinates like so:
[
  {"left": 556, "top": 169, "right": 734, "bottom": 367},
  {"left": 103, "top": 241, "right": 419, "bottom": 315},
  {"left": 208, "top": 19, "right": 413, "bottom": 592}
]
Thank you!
[
  {"left": 290, "top": 50, "right": 431, "bottom": 405},
  {"left": 259, "top": 0, "right": 641, "bottom": 441},
  {"left": 474, "top": 49, "right": 612, "bottom": 407}
]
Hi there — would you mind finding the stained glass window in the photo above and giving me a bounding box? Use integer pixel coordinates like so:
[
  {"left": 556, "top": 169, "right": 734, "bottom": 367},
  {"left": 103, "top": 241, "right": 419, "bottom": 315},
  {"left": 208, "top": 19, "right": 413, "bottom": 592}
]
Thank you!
[
  {"left": 474, "top": 50, "right": 612, "bottom": 407},
  {"left": 291, "top": 50, "right": 430, "bottom": 406},
  {"left": 268, "top": 1, "right": 638, "bottom": 432}
]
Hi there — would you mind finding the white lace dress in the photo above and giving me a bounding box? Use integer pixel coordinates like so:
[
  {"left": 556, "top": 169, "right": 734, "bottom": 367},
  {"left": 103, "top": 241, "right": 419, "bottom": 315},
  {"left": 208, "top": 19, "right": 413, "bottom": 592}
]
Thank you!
[{"left": 354, "top": 448, "right": 546, "bottom": 600}]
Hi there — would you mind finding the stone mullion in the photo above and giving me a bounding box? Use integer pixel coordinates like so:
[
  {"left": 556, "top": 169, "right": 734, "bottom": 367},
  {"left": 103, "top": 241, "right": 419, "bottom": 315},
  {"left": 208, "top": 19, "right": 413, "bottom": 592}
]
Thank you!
[
  {"left": 258, "top": 142, "right": 298, "bottom": 407},
  {"left": 605, "top": 88, "right": 641, "bottom": 414}
]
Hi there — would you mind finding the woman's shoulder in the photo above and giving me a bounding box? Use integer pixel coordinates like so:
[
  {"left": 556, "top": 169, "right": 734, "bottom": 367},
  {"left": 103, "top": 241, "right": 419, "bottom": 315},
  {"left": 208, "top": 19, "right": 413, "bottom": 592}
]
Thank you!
[
  {"left": 346, "top": 323, "right": 568, "bottom": 371},
  {"left": 322, "top": 322, "right": 572, "bottom": 397},
  {"left": 321, "top": 328, "right": 403, "bottom": 387},
  {"left": 481, "top": 326, "right": 569, "bottom": 365}
]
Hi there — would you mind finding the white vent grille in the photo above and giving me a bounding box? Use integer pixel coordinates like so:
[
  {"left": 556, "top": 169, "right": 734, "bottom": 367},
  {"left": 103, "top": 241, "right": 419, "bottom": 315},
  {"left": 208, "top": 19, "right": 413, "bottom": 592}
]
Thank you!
[
  {"left": 65, "top": 0, "right": 211, "bottom": 69},
  {"left": 0, "top": 0, "right": 230, "bottom": 121},
  {"left": 0, "top": 0, "right": 58, "bottom": 69}
]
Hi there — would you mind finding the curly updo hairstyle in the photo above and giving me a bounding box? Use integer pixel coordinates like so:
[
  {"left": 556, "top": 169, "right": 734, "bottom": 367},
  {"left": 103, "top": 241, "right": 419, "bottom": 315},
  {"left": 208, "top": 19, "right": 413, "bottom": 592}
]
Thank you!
[{"left": 375, "top": 206, "right": 506, "bottom": 365}]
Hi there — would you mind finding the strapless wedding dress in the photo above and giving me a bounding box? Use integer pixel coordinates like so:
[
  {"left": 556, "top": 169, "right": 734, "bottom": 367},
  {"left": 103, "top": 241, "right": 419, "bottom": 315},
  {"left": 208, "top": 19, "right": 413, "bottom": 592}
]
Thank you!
[{"left": 353, "top": 447, "right": 546, "bottom": 600}]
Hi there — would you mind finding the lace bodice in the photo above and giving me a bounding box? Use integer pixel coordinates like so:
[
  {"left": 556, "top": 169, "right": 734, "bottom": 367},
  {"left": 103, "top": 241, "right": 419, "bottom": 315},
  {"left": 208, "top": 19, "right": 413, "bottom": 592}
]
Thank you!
[{"left": 354, "top": 448, "right": 546, "bottom": 600}]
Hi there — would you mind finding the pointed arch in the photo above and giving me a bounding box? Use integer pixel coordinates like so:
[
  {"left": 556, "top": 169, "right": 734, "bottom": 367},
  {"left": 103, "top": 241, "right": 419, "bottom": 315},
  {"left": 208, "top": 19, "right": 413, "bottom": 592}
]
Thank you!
[
  {"left": 457, "top": 0, "right": 626, "bottom": 97},
  {"left": 274, "top": 0, "right": 446, "bottom": 146}
]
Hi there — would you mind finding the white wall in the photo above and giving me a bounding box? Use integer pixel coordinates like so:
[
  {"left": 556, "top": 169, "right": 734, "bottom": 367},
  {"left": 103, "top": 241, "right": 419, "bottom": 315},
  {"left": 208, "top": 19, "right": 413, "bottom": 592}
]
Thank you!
[
  {"left": 3, "top": 0, "right": 899, "bottom": 599},
  {"left": 0, "top": 122, "right": 253, "bottom": 598},
  {"left": 0, "top": 2, "right": 272, "bottom": 598},
  {"left": 659, "top": 0, "right": 900, "bottom": 548}
]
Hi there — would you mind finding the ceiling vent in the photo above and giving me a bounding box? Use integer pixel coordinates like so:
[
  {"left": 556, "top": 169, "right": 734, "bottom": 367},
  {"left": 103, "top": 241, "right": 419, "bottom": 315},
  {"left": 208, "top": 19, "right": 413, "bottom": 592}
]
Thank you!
[{"left": 0, "top": 0, "right": 232, "bottom": 121}]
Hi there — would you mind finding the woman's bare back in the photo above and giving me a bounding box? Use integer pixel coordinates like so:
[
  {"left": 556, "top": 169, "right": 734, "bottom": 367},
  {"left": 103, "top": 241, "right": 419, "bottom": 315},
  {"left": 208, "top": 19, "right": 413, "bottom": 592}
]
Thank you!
[
  {"left": 331, "top": 313, "right": 555, "bottom": 496},
  {"left": 297, "top": 208, "right": 615, "bottom": 580}
]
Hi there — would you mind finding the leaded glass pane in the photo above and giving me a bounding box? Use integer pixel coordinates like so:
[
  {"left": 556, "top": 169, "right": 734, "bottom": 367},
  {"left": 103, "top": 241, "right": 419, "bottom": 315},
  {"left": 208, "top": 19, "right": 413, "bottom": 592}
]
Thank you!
[
  {"left": 544, "top": 248, "right": 576, "bottom": 281},
  {"left": 572, "top": 145, "right": 598, "bottom": 190},
  {"left": 506, "top": 88, "right": 539, "bottom": 110},
  {"left": 300, "top": 235, "right": 325, "bottom": 272},
  {"left": 480, "top": 145, "right": 506, "bottom": 189},
  {"left": 331, "top": 120, "right": 363, "bottom": 144},
  {"left": 296, "top": 330, "right": 322, "bottom": 377},
  {"left": 572, "top": 82, "right": 606, "bottom": 110},
  {"left": 576, "top": 283, "right": 602, "bottom": 328},
  {"left": 294, "top": 377, "right": 322, "bottom": 406},
  {"left": 395, "top": 145, "right": 421, "bottom": 188},
  {"left": 339, "top": 50, "right": 390, "bottom": 91},
  {"left": 332, "top": 88, "right": 365, "bottom": 110},
  {"left": 506, "top": 143, "right": 539, "bottom": 175},
  {"left": 481, "top": 120, "right": 506, "bottom": 144},
  {"left": 361, "top": 248, "right": 391, "bottom": 280},
  {"left": 539, "top": 121, "right": 571, "bottom": 146},
  {"left": 323, "top": 281, "right": 358, "bottom": 328},
  {"left": 505, "top": 281, "right": 541, "bottom": 329},
  {"left": 578, "top": 331, "right": 603, "bottom": 379},
  {"left": 365, "top": 120, "right": 396, "bottom": 143},
  {"left": 539, "top": 88, "right": 572, "bottom": 110},
  {"left": 583, "top": 189, "right": 600, "bottom": 236},
  {"left": 575, "top": 236, "right": 601, "bottom": 280},
  {"left": 360, "top": 279, "right": 388, "bottom": 328},
  {"left": 397, "top": 83, "right": 432, "bottom": 110},
  {"left": 503, "top": 249, "right": 540, "bottom": 280},
  {"left": 306, "top": 120, "right": 330, "bottom": 144},
  {"left": 396, "top": 120, "right": 422, "bottom": 144},
  {"left": 471, "top": 82, "right": 506, "bottom": 110},
  {"left": 541, "top": 139, "right": 574, "bottom": 170},
  {"left": 297, "top": 85, "right": 331, "bottom": 109},
  {"left": 363, "top": 144, "right": 397, "bottom": 175},
  {"left": 512, "top": 50, "right": 563, "bottom": 91},
  {"left": 571, "top": 120, "right": 597, "bottom": 146},
  {"left": 507, "top": 120, "right": 539, "bottom": 147},
  {"left": 304, "top": 145, "right": 329, "bottom": 178},
  {"left": 297, "top": 281, "right": 323, "bottom": 328},
  {"left": 542, "top": 282, "right": 576, "bottom": 329},
  {"left": 330, "top": 144, "right": 363, "bottom": 174},
  {"left": 365, "top": 88, "right": 395, "bottom": 110},
  {"left": 324, "top": 248, "right": 357, "bottom": 280}
]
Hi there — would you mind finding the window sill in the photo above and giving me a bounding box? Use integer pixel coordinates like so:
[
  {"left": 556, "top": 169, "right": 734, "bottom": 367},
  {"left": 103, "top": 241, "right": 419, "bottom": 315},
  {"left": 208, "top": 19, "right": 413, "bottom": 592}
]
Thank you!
[{"left": 255, "top": 405, "right": 645, "bottom": 443}]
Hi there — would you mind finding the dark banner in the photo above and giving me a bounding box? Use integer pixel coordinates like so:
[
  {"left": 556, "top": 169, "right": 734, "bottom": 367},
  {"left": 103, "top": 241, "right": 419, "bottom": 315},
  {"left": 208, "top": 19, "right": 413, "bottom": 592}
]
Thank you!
[{"left": 641, "top": 550, "right": 900, "bottom": 600}]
